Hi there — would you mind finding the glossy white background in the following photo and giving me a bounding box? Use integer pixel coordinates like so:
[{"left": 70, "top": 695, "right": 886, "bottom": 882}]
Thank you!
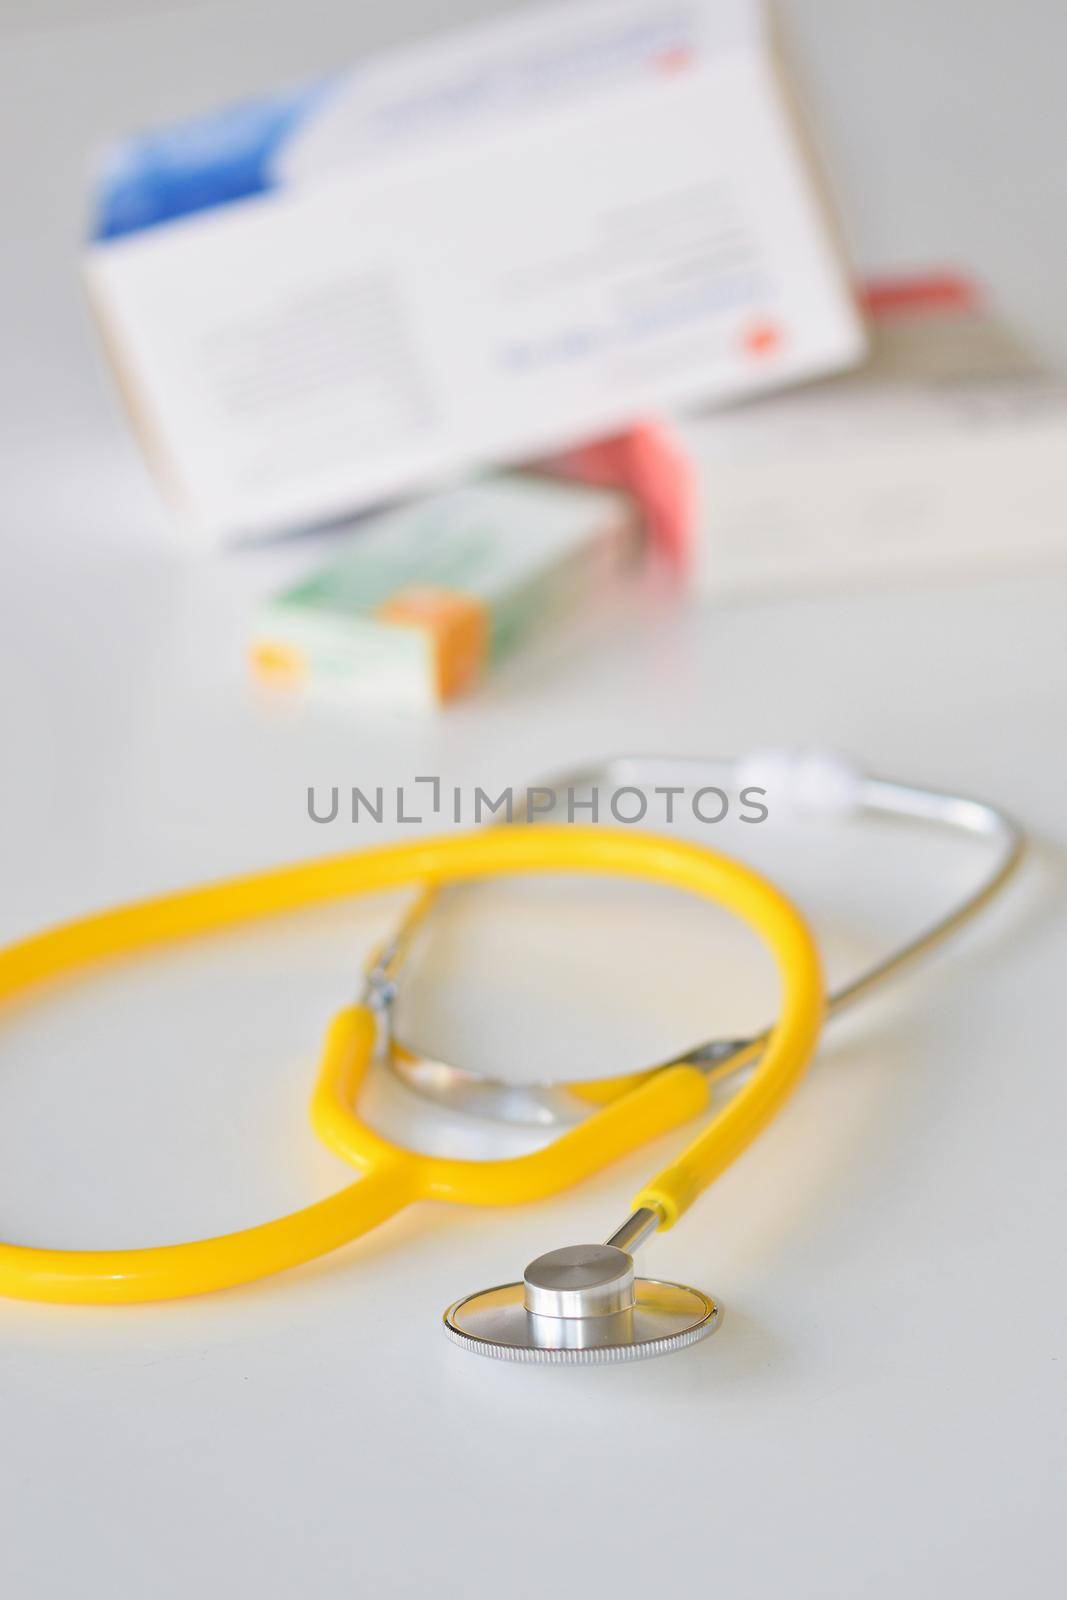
[{"left": 0, "top": 3, "right": 1065, "bottom": 1596}]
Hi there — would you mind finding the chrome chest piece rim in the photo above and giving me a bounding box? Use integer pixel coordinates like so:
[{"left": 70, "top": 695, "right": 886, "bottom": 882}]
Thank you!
[
  {"left": 443, "top": 1279, "right": 720, "bottom": 1365},
  {"left": 443, "top": 1241, "right": 721, "bottom": 1365}
]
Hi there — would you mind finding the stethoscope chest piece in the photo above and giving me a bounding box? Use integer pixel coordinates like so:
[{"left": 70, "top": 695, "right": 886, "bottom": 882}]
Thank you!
[{"left": 443, "top": 1242, "right": 721, "bottom": 1365}]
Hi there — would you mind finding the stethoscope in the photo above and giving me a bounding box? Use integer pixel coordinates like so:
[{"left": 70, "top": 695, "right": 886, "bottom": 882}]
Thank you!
[{"left": 0, "top": 750, "right": 1022, "bottom": 1367}]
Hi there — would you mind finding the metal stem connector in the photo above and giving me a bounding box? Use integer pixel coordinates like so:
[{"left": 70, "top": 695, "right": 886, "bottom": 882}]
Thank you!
[{"left": 603, "top": 1206, "right": 661, "bottom": 1256}]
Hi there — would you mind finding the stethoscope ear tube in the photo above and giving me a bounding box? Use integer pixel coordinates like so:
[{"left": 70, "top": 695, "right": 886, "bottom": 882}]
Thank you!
[
  {"left": 0, "top": 823, "right": 824, "bottom": 1304},
  {"left": 379, "top": 752, "right": 1025, "bottom": 1125},
  {"left": 632, "top": 889, "right": 824, "bottom": 1227}
]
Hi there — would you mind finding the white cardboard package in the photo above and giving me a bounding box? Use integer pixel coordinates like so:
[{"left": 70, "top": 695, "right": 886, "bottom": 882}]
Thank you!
[
  {"left": 86, "top": 0, "right": 863, "bottom": 543},
  {"left": 680, "top": 277, "right": 1067, "bottom": 597}
]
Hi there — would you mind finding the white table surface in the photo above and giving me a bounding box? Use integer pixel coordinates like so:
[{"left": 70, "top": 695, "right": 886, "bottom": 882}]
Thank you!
[{"left": 1, "top": 3, "right": 1065, "bottom": 1596}]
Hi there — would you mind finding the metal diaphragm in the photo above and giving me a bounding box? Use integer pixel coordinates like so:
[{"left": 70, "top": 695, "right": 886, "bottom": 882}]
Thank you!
[{"left": 443, "top": 1277, "right": 721, "bottom": 1365}]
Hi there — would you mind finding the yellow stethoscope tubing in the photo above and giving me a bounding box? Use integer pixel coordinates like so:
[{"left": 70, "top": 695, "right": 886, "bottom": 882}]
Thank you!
[{"left": 0, "top": 825, "right": 823, "bottom": 1304}]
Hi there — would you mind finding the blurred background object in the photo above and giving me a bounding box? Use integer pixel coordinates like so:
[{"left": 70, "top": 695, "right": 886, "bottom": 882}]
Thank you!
[
  {"left": 82, "top": 0, "right": 862, "bottom": 544},
  {"left": 62, "top": 0, "right": 1067, "bottom": 710},
  {"left": 686, "top": 271, "right": 1067, "bottom": 596},
  {"left": 4, "top": 0, "right": 1066, "bottom": 640},
  {"left": 248, "top": 471, "right": 645, "bottom": 709}
]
